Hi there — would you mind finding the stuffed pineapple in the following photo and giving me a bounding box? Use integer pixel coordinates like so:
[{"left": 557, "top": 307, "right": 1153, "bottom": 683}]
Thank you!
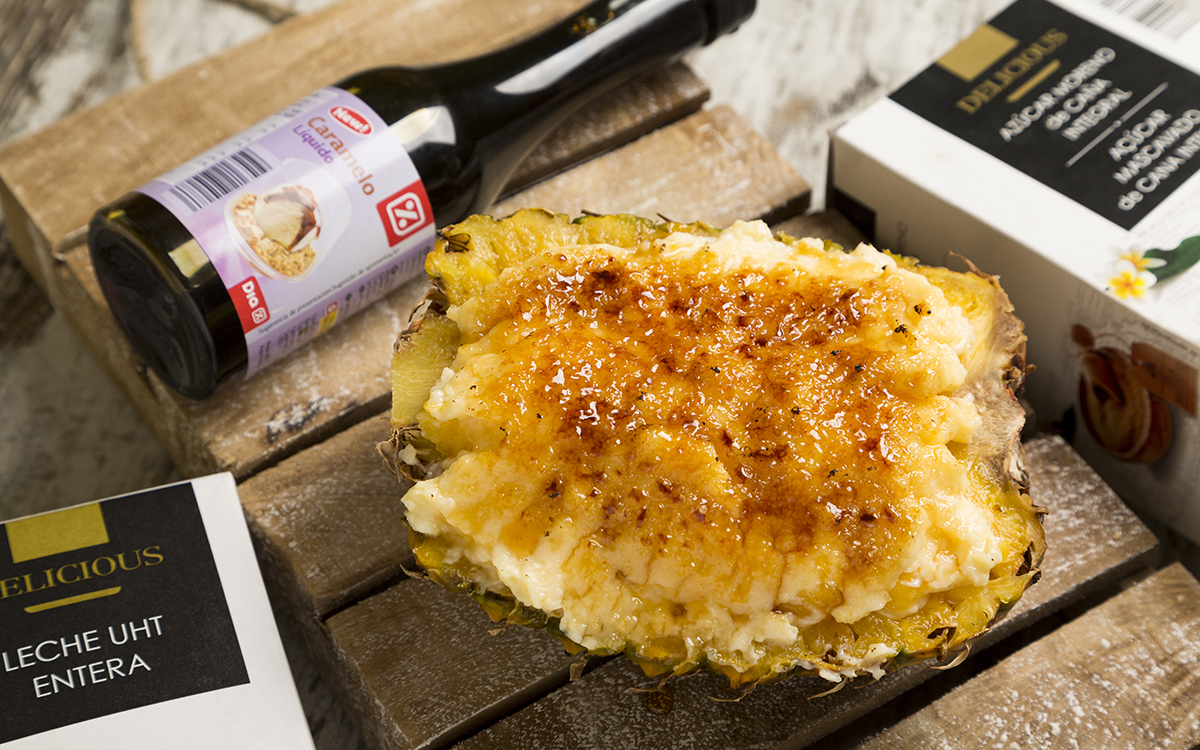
[{"left": 380, "top": 209, "right": 1045, "bottom": 689}]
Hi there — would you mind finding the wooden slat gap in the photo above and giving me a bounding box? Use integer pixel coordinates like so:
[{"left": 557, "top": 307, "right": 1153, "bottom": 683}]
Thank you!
[
  {"left": 246, "top": 392, "right": 394, "bottom": 483},
  {"left": 418, "top": 659, "right": 581, "bottom": 750},
  {"left": 753, "top": 191, "right": 812, "bottom": 228},
  {"left": 317, "top": 558, "right": 425, "bottom": 623},
  {"left": 238, "top": 409, "right": 415, "bottom": 619},
  {"left": 322, "top": 578, "right": 585, "bottom": 750},
  {"left": 446, "top": 653, "right": 618, "bottom": 749},
  {"left": 971, "top": 528, "right": 1158, "bottom": 653}
]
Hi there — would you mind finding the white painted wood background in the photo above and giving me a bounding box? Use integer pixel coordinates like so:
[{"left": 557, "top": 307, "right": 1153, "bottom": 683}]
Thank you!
[{"left": 2, "top": 0, "right": 1199, "bottom": 747}]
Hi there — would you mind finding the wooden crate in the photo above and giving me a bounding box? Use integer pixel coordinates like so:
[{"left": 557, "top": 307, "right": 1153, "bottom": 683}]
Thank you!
[{"left": 0, "top": 1, "right": 1183, "bottom": 748}]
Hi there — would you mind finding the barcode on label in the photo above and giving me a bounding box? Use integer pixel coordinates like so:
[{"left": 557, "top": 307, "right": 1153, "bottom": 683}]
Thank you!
[
  {"left": 1097, "top": 0, "right": 1198, "bottom": 39},
  {"left": 167, "top": 148, "right": 271, "bottom": 212}
]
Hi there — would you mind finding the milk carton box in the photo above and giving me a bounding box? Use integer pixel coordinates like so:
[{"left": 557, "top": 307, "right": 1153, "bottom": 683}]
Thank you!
[{"left": 1, "top": 475, "right": 315, "bottom": 748}]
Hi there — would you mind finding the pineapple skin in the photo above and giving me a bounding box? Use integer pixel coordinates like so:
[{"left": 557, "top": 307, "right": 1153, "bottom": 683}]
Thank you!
[{"left": 380, "top": 209, "right": 1045, "bottom": 688}]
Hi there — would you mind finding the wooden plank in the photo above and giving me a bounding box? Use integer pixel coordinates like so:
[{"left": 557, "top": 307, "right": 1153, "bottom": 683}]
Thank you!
[
  {"left": 441, "top": 435, "right": 1159, "bottom": 749},
  {"left": 240, "top": 413, "right": 410, "bottom": 619},
  {"left": 854, "top": 563, "right": 1200, "bottom": 749},
  {"left": 324, "top": 581, "right": 579, "bottom": 750},
  {"left": 495, "top": 104, "right": 811, "bottom": 224},
  {"left": 506, "top": 62, "right": 709, "bottom": 192},
  {"left": 41, "top": 103, "right": 810, "bottom": 482}
]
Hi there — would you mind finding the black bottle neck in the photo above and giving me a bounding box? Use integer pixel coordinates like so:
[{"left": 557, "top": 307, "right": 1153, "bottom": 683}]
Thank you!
[
  {"left": 443, "top": 0, "right": 709, "bottom": 126},
  {"left": 343, "top": 0, "right": 753, "bottom": 223}
]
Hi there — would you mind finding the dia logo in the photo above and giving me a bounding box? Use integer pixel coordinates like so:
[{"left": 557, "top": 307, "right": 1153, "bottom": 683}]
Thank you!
[
  {"left": 377, "top": 182, "right": 433, "bottom": 246},
  {"left": 229, "top": 276, "right": 270, "bottom": 332}
]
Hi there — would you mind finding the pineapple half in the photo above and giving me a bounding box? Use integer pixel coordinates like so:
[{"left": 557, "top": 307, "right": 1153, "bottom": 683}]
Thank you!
[{"left": 380, "top": 209, "right": 1045, "bottom": 689}]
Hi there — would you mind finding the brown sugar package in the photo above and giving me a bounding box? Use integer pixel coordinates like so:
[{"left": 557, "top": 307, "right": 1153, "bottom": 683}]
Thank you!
[{"left": 832, "top": 0, "right": 1200, "bottom": 543}]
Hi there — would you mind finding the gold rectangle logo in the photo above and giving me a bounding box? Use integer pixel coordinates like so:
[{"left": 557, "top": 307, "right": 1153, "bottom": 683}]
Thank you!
[
  {"left": 938, "top": 24, "right": 1020, "bottom": 81},
  {"left": 6, "top": 504, "right": 109, "bottom": 563}
]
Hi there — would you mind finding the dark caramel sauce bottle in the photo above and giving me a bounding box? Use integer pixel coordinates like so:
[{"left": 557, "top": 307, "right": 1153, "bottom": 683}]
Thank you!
[{"left": 88, "top": 0, "right": 754, "bottom": 399}]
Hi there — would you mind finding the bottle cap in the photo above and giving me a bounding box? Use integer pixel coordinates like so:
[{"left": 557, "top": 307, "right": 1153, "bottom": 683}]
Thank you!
[{"left": 703, "top": 0, "right": 756, "bottom": 44}]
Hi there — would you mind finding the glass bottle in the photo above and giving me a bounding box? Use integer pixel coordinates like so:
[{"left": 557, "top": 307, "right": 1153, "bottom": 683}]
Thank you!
[{"left": 87, "top": 0, "right": 755, "bottom": 399}]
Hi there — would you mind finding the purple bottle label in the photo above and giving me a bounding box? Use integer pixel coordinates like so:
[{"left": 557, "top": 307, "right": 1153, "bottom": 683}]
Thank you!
[{"left": 137, "top": 87, "right": 435, "bottom": 379}]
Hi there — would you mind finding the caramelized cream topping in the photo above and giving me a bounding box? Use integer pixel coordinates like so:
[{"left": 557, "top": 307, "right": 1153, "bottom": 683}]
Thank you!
[{"left": 403, "top": 221, "right": 998, "bottom": 666}]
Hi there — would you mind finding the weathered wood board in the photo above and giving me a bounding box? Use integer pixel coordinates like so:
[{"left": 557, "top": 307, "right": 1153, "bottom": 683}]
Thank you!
[
  {"left": 326, "top": 582, "right": 581, "bottom": 750},
  {"left": 241, "top": 415, "right": 411, "bottom": 619},
  {"left": 854, "top": 563, "right": 1200, "bottom": 750},
  {"left": 494, "top": 104, "right": 811, "bottom": 226}
]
